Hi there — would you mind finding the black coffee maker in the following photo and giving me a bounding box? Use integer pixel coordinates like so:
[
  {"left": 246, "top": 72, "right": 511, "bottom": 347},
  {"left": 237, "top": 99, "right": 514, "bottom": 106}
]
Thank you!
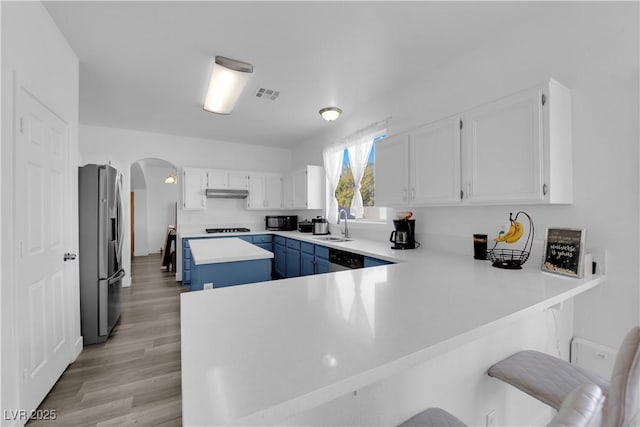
[{"left": 389, "top": 219, "right": 416, "bottom": 249}]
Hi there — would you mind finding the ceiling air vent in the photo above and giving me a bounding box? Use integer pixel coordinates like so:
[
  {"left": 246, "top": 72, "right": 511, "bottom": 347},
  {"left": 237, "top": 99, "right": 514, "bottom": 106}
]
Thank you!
[{"left": 255, "top": 88, "right": 280, "bottom": 101}]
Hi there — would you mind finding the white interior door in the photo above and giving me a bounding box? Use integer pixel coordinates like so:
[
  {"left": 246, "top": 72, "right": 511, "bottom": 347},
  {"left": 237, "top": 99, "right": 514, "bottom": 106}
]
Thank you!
[{"left": 15, "top": 87, "right": 73, "bottom": 414}]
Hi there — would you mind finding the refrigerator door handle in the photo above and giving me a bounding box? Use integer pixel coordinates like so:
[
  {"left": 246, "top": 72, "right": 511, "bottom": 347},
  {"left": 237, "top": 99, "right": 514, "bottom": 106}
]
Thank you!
[
  {"left": 108, "top": 269, "right": 125, "bottom": 284},
  {"left": 115, "top": 172, "right": 125, "bottom": 265},
  {"left": 98, "top": 167, "right": 109, "bottom": 278}
]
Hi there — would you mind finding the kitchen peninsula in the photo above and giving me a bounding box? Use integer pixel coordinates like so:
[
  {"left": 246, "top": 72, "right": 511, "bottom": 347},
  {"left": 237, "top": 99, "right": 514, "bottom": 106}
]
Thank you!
[{"left": 180, "top": 237, "right": 605, "bottom": 426}]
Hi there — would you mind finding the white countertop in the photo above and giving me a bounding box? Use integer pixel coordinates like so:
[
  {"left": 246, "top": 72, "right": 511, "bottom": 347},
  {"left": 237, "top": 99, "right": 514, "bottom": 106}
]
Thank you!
[
  {"left": 179, "top": 229, "right": 407, "bottom": 263},
  {"left": 188, "top": 237, "right": 274, "bottom": 265},
  {"left": 180, "top": 240, "right": 605, "bottom": 426}
]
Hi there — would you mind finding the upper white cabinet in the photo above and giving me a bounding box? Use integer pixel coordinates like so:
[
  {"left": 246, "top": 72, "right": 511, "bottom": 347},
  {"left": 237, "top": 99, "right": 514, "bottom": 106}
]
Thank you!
[
  {"left": 266, "top": 175, "right": 284, "bottom": 209},
  {"left": 461, "top": 79, "right": 571, "bottom": 204},
  {"left": 375, "top": 78, "right": 572, "bottom": 207},
  {"left": 207, "top": 169, "right": 248, "bottom": 190},
  {"left": 182, "top": 167, "right": 208, "bottom": 210},
  {"left": 375, "top": 134, "right": 410, "bottom": 206},
  {"left": 285, "top": 165, "right": 325, "bottom": 210},
  {"left": 246, "top": 173, "right": 284, "bottom": 210},
  {"left": 410, "top": 117, "right": 462, "bottom": 205}
]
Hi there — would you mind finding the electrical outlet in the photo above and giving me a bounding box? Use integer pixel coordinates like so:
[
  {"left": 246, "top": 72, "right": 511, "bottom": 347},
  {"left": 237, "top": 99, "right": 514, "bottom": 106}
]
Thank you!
[
  {"left": 486, "top": 410, "right": 496, "bottom": 427},
  {"left": 203, "top": 283, "right": 213, "bottom": 290}
]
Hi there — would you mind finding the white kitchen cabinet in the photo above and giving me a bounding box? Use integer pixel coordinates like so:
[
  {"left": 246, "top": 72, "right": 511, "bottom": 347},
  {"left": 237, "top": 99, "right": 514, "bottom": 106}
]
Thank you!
[
  {"left": 461, "top": 78, "right": 571, "bottom": 204},
  {"left": 410, "top": 117, "right": 462, "bottom": 205},
  {"left": 206, "top": 169, "right": 248, "bottom": 190},
  {"left": 375, "top": 78, "right": 572, "bottom": 207},
  {"left": 182, "top": 167, "right": 207, "bottom": 210},
  {"left": 285, "top": 165, "right": 325, "bottom": 210},
  {"left": 246, "top": 174, "right": 284, "bottom": 210},
  {"left": 266, "top": 175, "right": 284, "bottom": 209},
  {"left": 228, "top": 172, "right": 249, "bottom": 190},
  {"left": 283, "top": 174, "right": 293, "bottom": 209},
  {"left": 375, "top": 134, "right": 410, "bottom": 206}
]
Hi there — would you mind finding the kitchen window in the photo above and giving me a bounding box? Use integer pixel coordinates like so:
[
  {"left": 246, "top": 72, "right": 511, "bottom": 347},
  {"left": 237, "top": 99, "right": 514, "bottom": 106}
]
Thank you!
[
  {"left": 323, "top": 129, "right": 387, "bottom": 223},
  {"left": 336, "top": 145, "right": 375, "bottom": 219}
]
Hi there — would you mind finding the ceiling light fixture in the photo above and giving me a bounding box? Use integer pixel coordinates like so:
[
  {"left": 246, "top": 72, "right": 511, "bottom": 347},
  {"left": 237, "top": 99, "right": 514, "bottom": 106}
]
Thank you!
[
  {"left": 165, "top": 174, "right": 177, "bottom": 184},
  {"left": 204, "top": 56, "right": 254, "bottom": 115},
  {"left": 319, "top": 107, "right": 342, "bottom": 122}
]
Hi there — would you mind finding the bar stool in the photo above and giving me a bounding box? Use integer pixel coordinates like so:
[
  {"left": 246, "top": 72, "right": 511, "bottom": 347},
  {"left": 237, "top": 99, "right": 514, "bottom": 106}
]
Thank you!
[
  {"left": 488, "top": 326, "right": 640, "bottom": 427},
  {"left": 398, "top": 383, "right": 605, "bottom": 427}
]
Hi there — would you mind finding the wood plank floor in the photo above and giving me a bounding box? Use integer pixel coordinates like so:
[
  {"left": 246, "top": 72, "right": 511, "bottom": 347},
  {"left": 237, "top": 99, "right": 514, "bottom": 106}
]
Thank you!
[{"left": 29, "top": 254, "right": 186, "bottom": 426}]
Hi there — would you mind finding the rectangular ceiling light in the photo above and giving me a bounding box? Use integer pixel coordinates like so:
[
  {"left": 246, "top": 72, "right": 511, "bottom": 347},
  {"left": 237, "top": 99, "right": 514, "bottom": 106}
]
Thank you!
[{"left": 203, "top": 56, "right": 254, "bottom": 115}]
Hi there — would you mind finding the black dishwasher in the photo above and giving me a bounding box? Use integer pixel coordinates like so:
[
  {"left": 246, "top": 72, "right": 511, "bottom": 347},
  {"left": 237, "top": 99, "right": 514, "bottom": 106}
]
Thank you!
[{"left": 328, "top": 248, "right": 364, "bottom": 272}]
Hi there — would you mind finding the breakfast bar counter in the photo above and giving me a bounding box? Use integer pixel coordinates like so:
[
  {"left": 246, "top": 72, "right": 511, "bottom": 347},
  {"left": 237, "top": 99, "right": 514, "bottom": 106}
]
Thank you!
[{"left": 180, "top": 245, "right": 605, "bottom": 426}]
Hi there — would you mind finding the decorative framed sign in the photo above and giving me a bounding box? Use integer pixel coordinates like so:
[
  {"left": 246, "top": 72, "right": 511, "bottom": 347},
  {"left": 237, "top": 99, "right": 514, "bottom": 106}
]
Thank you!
[{"left": 541, "top": 228, "right": 586, "bottom": 278}]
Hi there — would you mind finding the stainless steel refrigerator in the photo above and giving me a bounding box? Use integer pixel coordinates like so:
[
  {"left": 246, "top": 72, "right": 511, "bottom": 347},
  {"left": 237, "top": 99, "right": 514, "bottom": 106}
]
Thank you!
[{"left": 78, "top": 164, "right": 125, "bottom": 344}]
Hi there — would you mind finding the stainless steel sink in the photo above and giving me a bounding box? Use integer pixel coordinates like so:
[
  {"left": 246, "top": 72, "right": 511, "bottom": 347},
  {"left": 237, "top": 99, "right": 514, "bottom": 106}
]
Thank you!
[{"left": 313, "top": 236, "right": 352, "bottom": 242}]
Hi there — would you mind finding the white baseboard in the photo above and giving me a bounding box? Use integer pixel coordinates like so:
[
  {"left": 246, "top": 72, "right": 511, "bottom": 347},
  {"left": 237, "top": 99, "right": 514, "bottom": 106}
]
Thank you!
[{"left": 72, "top": 336, "right": 83, "bottom": 361}]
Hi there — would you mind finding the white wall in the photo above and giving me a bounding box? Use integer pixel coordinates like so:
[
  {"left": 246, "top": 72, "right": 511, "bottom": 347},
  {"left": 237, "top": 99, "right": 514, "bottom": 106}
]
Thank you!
[
  {"left": 79, "top": 124, "right": 294, "bottom": 285},
  {"left": 1, "top": 1, "right": 80, "bottom": 423},
  {"left": 137, "top": 161, "right": 178, "bottom": 254},
  {"left": 291, "top": 3, "right": 639, "bottom": 350}
]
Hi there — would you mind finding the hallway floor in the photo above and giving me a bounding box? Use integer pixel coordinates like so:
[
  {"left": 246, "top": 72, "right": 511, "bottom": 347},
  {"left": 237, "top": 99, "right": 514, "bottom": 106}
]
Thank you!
[{"left": 29, "top": 254, "right": 185, "bottom": 426}]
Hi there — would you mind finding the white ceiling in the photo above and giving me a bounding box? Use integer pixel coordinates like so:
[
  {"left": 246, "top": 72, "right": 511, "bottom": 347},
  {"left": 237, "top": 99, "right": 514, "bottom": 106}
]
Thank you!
[{"left": 44, "top": 1, "right": 548, "bottom": 148}]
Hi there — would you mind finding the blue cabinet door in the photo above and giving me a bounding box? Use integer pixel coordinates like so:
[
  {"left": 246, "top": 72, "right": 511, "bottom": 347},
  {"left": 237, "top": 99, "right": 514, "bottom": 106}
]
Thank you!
[
  {"left": 274, "top": 243, "right": 286, "bottom": 278},
  {"left": 364, "top": 257, "right": 393, "bottom": 267},
  {"left": 285, "top": 247, "right": 301, "bottom": 278},
  {"left": 315, "top": 257, "right": 329, "bottom": 274},
  {"left": 256, "top": 242, "right": 273, "bottom": 252},
  {"left": 301, "top": 252, "right": 315, "bottom": 276},
  {"left": 182, "top": 239, "right": 192, "bottom": 285},
  {"left": 314, "top": 244, "right": 329, "bottom": 274}
]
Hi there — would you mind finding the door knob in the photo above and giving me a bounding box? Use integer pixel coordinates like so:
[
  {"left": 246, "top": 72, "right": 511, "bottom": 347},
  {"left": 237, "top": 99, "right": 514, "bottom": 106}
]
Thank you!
[{"left": 63, "top": 253, "right": 77, "bottom": 261}]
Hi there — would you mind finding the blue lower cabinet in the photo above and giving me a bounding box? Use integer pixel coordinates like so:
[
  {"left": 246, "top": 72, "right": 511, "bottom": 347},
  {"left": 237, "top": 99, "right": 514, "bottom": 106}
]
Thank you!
[
  {"left": 314, "top": 244, "right": 329, "bottom": 274},
  {"left": 301, "top": 252, "right": 315, "bottom": 276},
  {"left": 190, "top": 258, "right": 272, "bottom": 291},
  {"left": 255, "top": 242, "right": 273, "bottom": 252},
  {"left": 364, "top": 256, "right": 393, "bottom": 268},
  {"left": 237, "top": 235, "right": 253, "bottom": 243},
  {"left": 284, "top": 238, "right": 302, "bottom": 278},
  {"left": 285, "top": 246, "right": 301, "bottom": 278},
  {"left": 274, "top": 243, "right": 286, "bottom": 278},
  {"left": 315, "top": 256, "right": 329, "bottom": 274},
  {"left": 182, "top": 239, "right": 194, "bottom": 286},
  {"left": 253, "top": 234, "right": 273, "bottom": 244}
]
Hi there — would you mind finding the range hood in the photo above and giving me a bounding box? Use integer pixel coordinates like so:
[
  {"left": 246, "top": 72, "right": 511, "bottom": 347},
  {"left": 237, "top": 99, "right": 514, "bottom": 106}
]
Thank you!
[{"left": 205, "top": 188, "right": 249, "bottom": 199}]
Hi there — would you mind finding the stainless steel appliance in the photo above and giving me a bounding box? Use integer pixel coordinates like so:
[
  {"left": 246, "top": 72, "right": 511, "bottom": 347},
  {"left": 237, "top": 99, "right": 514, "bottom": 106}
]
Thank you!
[
  {"left": 298, "top": 220, "right": 313, "bottom": 233},
  {"left": 265, "top": 215, "right": 297, "bottom": 231},
  {"left": 78, "top": 164, "right": 125, "bottom": 344},
  {"left": 312, "top": 216, "right": 330, "bottom": 235},
  {"left": 389, "top": 219, "right": 416, "bottom": 249},
  {"left": 329, "top": 248, "right": 364, "bottom": 271}
]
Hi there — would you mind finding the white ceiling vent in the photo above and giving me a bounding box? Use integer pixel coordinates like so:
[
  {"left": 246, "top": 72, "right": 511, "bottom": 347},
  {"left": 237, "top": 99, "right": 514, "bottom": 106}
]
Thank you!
[{"left": 255, "top": 88, "right": 280, "bottom": 101}]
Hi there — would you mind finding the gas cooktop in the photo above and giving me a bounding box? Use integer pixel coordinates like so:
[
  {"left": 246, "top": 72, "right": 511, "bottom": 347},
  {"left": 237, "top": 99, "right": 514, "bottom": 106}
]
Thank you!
[{"left": 205, "top": 227, "right": 251, "bottom": 234}]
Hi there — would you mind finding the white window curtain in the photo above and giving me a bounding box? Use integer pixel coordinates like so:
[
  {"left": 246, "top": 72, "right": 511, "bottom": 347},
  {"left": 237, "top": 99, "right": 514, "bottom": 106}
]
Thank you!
[
  {"left": 322, "top": 146, "right": 344, "bottom": 224},
  {"left": 347, "top": 134, "right": 375, "bottom": 219}
]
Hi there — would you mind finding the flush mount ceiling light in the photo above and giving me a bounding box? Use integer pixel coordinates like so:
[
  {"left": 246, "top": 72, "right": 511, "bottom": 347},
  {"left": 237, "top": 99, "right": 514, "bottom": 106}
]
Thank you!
[
  {"left": 204, "top": 56, "right": 254, "bottom": 115},
  {"left": 165, "top": 174, "right": 177, "bottom": 184},
  {"left": 319, "top": 107, "right": 342, "bottom": 122}
]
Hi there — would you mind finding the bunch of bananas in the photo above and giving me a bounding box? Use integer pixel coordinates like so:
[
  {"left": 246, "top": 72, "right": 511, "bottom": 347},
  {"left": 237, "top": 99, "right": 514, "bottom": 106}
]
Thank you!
[{"left": 495, "top": 220, "right": 524, "bottom": 244}]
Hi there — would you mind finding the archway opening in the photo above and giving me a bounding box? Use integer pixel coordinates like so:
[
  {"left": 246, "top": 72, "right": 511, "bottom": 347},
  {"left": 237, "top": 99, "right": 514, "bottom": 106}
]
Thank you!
[{"left": 130, "top": 158, "right": 178, "bottom": 260}]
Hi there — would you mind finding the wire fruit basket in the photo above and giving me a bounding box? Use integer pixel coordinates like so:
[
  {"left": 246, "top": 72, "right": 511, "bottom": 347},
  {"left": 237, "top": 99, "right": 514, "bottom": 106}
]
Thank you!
[{"left": 486, "top": 211, "right": 534, "bottom": 269}]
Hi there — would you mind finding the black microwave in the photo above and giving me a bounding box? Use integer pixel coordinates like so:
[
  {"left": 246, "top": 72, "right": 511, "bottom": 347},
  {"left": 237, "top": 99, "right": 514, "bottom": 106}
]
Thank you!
[{"left": 265, "top": 215, "right": 297, "bottom": 231}]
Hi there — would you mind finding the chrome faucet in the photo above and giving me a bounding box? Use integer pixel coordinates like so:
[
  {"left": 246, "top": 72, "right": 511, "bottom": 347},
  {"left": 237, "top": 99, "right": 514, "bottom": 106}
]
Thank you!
[{"left": 338, "top": 209, "right": 350, "bottom": 238}]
